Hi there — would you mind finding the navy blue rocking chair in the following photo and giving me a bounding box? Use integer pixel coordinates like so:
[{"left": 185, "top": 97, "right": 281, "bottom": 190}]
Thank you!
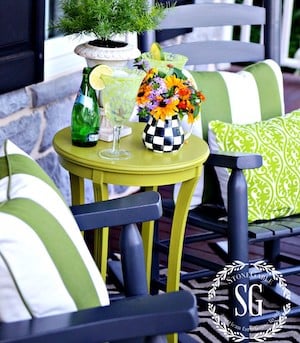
[
  {"left": 0, "top": 191, "right": 198, "bottom": 343},
  {"left": 143, "top": 1, "right": 300, "bottom": 342},
  {"left": 0, "top": 139, "right": 198, "bottom": 342}
]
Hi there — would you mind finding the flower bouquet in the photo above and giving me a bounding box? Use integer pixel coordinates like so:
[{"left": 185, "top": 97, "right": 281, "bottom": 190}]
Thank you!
[
  {"left": 135, "top": 66, "right": 205, "bottom": 152},
  {"left": 136, "top": 66, "right": 205, "bottom": 123}
]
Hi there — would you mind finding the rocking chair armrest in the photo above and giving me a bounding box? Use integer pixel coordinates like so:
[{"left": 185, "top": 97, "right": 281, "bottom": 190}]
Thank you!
[
  {"left": 206, "top": 151, "right": 263, "bottom": 170},
  {"left": 70, "top": 191, "right": 162, "bottom": 231},
  {"left": 0, "top": 291, "right": 198, "bottom": 343}
]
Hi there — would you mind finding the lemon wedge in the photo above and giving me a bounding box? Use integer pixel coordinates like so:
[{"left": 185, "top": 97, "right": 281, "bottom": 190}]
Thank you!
[
  {"left": 150, "top": 42, "right": 164, "bottom": 61},
  {"left": 89, "top": 64, "right": 113, "bottom": 90}
]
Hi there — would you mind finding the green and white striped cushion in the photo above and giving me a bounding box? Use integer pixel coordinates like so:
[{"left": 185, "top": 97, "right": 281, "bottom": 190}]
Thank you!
[
  {"left": 0, "top": 140, "right": 109, "bottom": 323},
  {"left": 174, "top": 59, "right": 285, "bottom": 208}
]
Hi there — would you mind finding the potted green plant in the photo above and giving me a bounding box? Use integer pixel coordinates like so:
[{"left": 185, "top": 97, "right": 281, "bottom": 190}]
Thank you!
[{"left": 55, "top": 0, "right": 168, "bottom": 67}]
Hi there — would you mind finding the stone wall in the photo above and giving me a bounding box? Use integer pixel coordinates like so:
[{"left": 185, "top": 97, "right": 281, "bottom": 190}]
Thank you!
[{"left": 0, "top": 71, "right": 82, "bottom": 204}]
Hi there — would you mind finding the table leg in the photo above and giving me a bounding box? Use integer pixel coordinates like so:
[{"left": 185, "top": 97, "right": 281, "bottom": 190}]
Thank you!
[
  {"left": 166, "top": 175, "right": 200, "bottom": 293},
  {"left": 92, "top": 181, "right": 109, "bottom": 281},
  {"left": 69, "top": 173, "right": 85, "bottom": 205},
  {"left": 141, "top": 186, "right": 158, "bottom": 291}
]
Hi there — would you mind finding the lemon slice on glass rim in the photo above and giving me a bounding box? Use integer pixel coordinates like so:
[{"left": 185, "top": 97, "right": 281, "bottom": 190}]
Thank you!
[
  {"left": 89, "top": 64, "right": 113, "bottom": 90},
  {"left": 150, "top": 42, "right": 164, "bottom": 61}
]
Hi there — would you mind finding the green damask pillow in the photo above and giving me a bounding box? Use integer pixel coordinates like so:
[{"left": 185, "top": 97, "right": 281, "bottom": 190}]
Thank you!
[{"left": 208, "top": 110, "right": 300, "bottom": 223}]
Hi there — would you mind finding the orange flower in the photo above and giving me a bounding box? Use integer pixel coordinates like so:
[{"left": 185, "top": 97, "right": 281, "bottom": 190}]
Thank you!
[
  {"left": 136, "top": 84, "right": 152, "bottom": 105},
  {"left": 177, "top": 87, "right": 191, "bottom": 100},
  {"left": 197, "top": 91, "right": 206, "bottom": 102}
]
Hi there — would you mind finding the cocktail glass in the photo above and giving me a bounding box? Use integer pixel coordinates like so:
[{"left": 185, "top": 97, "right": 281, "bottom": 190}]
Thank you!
[{"left": 99, "top": 67, "right": 145, "bottom": 160}]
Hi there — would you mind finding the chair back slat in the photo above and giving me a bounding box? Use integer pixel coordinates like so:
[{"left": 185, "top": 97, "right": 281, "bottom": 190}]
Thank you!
[
  {"left": 163, "top": 41, "right": 265, "bottom": 66},
  {"left": 158, "top": 3, "right": 265, "bottom": 29}
]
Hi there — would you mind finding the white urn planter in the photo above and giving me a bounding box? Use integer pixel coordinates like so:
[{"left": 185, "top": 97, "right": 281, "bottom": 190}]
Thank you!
[{"left": 74, "top": 40, "right": 141, "bottom": 67}]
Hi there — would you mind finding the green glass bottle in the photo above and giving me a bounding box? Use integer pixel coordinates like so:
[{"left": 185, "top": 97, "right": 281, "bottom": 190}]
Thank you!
[{"left": 71, "top": 67, "right": 100, "bottom": 147}]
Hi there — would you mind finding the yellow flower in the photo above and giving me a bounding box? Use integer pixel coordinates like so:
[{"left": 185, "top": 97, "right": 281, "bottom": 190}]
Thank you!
[
  {"left": 151, "top": 98, "right": 179, "bottom": 121},
  {"left": 145, "top": 68, "right": 158, "bottom": 82},
  {"left": 165, "top": 74, "right": 184, "bottom": 89}
]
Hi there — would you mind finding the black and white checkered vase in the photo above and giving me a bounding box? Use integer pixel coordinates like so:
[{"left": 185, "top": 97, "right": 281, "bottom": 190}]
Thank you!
[{"left": 142, "top": 116, "right": 185, "bottom": 153}]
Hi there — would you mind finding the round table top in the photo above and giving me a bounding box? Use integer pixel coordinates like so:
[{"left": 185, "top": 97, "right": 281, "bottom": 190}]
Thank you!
[{"left": 53, "top": 122, "right": 209, "bottom": 177}]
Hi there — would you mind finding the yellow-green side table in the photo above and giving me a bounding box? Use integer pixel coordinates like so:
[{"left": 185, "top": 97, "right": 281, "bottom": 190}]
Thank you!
[{"left": 53, "top": 122, "right": 209, "bottom": 294}]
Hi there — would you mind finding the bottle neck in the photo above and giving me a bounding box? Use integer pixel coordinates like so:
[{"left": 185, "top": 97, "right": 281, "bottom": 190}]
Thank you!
[
  {"left": 81, "top": 67, "right": 92, "bottom": 93},
  {"left": 81, "top": 75, "right": 89, "bottom": 95}
]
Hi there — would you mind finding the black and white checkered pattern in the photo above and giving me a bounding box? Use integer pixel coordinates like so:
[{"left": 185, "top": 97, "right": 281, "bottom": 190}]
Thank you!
[{"left": 142, "top": 116, "right": 185, "bottom": 153}]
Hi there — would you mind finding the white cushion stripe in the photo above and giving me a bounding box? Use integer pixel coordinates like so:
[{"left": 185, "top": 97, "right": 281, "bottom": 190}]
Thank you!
[
  {"left": 220, "top": 70, "right": 262, "bottom": 124},
  {"left": 0, "top": 254, "right": 32, "bottom": 321},
  {"left": 0, "top": 213, "right": 77, "bottom": 322}
]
